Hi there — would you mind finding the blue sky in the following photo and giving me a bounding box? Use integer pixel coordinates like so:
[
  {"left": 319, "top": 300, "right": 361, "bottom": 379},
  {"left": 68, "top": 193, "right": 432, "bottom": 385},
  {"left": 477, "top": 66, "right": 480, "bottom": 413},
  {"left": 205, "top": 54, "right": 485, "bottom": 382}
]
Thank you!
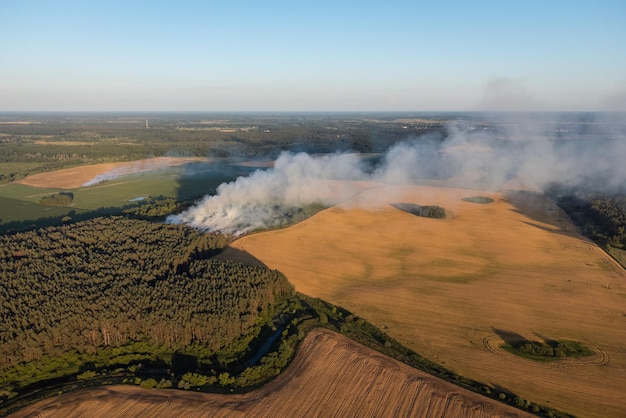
[{"left": 1, "top": 0, "right": 625, "bottom": 111}]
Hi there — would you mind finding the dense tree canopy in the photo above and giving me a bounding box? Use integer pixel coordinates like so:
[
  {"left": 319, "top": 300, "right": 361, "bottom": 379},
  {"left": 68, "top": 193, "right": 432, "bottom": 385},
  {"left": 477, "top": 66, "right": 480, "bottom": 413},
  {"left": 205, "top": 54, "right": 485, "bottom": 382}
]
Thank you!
[
  {"left": 554, "top": 192, "right": 626, "bottom": 248},
  {"left": 0, "top": 217, "right": 294, "bottom": 372}
]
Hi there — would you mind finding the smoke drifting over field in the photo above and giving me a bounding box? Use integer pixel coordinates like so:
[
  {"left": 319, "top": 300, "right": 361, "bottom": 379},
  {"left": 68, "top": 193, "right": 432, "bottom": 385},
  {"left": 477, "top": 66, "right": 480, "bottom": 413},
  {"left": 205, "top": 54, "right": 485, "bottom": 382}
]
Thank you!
[
  {"left": 167, "top": 153, "right": 367, "bottom": 235},
  {"left": 82, "top": 157, "right": 200, "bottom": 187},
  {"left": 168, "top": 115, "right": 626, "bottom": 235},
  {"left": 83, "top": 166, "right": 140, "bottom": 187}
]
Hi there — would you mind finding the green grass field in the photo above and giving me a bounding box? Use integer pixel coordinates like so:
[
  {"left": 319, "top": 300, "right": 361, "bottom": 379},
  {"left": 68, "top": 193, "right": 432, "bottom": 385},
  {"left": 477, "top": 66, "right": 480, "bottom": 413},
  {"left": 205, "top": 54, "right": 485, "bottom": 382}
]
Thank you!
[{"left": 0, "top": 162, "right": 253, "bottom": 232}]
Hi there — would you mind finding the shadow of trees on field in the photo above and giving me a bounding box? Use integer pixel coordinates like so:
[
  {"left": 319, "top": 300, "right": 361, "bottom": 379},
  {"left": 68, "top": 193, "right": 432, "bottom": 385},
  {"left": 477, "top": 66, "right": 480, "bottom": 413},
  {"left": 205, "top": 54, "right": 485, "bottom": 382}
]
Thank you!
[
  {"left": 492, "top": 328, "right": 529, "bottom": 346},
  {"left": 503, "top": 190, "right": 579, "bottom": 240},
  {"left": 521, "top": 220, "right": 564, "bottom": 234},
  {"left": 213, "top": 247, "right": 268, "bottom": 268},
  {"left": 0, "top": 206, "right": 130, "bottom": 234},
  {"left": 173, "top": 160, "right": 257, "bottom": 203}
]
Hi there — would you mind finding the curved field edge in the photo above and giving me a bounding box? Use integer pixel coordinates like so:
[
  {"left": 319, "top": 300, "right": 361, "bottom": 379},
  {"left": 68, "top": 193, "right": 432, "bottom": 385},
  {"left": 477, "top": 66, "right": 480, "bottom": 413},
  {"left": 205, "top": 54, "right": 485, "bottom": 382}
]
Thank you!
[
  {"left": 9, "top": 328, "right": 536, "bottom": 418},
  {"left": 4, "top": 294, "right": 569, "bottom": 418},
  {"left": 232, "top": 184, "right": 626, "bottom": 418}
]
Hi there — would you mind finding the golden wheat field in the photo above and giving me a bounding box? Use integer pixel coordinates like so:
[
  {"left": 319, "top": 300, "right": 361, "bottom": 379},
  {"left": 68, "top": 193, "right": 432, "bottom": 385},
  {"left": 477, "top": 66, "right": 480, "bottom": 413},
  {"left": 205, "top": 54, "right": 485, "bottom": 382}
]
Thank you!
[
  {"left": 10, "top": 329, "right": 532, "bottom": 418},
  {"left": 232, "top": 182, "right": 626, "bottom": 418}
]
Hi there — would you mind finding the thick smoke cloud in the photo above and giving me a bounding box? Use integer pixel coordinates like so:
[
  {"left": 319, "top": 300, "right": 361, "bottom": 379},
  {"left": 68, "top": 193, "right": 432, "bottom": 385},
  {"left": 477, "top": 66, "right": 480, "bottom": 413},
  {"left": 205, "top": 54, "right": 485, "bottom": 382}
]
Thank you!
[
  {"left": 167, "top": 114, "right": 625, "bottom": 235},
  {"left": 166, "top": 152, "right": 367, "bottom": 235}
]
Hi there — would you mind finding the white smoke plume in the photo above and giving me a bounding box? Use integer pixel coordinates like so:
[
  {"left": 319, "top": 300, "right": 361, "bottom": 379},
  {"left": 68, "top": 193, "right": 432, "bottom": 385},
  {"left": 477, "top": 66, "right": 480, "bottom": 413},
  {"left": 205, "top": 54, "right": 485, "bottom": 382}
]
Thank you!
[
  {"left": 167, "top": 152, "right": 366, "bottom": 235},
  {"left": 83, "top": 166, "right": 141, "bottom": 187},
  {"left": 82, "top": 157, "right": 199, "bottom": 187},
  {"left": 168, "top": 114, "right": 625, "bottom": 235}
]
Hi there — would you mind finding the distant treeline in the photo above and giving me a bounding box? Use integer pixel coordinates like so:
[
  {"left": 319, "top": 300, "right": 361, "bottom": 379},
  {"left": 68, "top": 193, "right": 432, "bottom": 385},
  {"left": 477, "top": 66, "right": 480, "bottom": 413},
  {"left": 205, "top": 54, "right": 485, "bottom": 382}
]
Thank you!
[
  {"left": 0, "top": 217, "right": 294, "bottom": 383},
  {"left": 0, "top": 114, "right": 445, "bottom": 182}
]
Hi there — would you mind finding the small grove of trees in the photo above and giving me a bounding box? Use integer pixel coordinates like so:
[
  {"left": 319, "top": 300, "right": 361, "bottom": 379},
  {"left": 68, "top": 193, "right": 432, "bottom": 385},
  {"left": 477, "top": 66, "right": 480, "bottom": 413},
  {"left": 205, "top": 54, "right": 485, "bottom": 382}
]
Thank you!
[
  {"left": 503, "top": 339, "right": 593, "bottom": 360},
  {"left": 38, "top": 191, "right": 74, "bottom": 206},
  {"left": 122, "top": 196, "right": 180, "bottom": 219},
  {"left": 390, "top": 203, "right": 446, "bottom": 219}
]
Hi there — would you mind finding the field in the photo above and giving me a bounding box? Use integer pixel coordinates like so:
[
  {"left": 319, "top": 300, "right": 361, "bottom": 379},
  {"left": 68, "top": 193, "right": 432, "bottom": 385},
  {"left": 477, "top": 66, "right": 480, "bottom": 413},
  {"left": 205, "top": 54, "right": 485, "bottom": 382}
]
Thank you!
[
  {"left": 14, "top": 157, "right": 205, "bottom": 189},
  {"left": 0, "top": 157, "right": 255, "bottom": 229},
  {"left": 9, "top": 329, "right": 532, "bottom": 418},
  {"left": 232, "top": 182, "right": 626, "bottom": 418}
]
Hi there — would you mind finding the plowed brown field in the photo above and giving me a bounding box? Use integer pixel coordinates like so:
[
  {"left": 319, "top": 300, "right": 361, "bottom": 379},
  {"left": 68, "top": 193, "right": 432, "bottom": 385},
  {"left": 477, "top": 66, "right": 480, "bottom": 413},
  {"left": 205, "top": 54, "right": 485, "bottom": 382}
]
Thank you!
[
  {"left": 16, "top": 157, "right": 206, "bottom": 189},
  {"left": 10, "top": 329, "right": 531, "bottom": 418},
  {"left": 232, "top": 183, "right": 626, "bottom": 418}
]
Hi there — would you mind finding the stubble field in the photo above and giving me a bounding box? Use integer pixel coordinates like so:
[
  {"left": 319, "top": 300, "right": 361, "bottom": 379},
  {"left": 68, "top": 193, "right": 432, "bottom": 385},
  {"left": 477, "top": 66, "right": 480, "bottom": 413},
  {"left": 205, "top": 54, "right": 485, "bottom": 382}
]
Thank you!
[
  {"left": 10, "top": 329, "right": 532, "bottom": 418},
  {"left": 233, "top": 182, "right": 626, "bottom": 418}
]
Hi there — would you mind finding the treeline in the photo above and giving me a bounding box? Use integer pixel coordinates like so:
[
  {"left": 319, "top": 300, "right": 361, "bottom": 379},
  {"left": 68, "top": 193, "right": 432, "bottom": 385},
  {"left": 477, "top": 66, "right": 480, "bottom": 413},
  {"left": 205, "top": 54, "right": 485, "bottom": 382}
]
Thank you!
[
  {"left": 0, "top": 217, "right": 294, "bottom": 376},
  {"left": 2, "top": 289, "right": 571, "bottom": 418},
  {"left": 553, "top": 192, "right": 626, "bottom": 248}
]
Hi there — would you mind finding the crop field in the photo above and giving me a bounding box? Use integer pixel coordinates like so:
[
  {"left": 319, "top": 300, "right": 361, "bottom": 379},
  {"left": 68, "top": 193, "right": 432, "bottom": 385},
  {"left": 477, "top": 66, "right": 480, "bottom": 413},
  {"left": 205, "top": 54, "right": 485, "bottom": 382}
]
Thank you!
[
  {"left": 0, "top": 157, "right": 255, "bottom": 229},
  {"left": 233, "top": 182, "right": 626, "bottom": 418},
  {"left": 10, "top": 329, "right": 532, "bottom": 418}
]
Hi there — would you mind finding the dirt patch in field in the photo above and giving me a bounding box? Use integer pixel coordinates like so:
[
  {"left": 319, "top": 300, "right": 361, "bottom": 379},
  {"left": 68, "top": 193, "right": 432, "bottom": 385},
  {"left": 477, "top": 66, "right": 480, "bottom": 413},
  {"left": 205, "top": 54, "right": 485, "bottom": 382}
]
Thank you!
[
  {"left": 10, "top": 329, "right": 531, "bottom": 418},
  {"left": 15, "top": 157, "right": 207, "bottom": 189},
  {"left": 232, "top": 183, "right": 626, "bottom": 418}
]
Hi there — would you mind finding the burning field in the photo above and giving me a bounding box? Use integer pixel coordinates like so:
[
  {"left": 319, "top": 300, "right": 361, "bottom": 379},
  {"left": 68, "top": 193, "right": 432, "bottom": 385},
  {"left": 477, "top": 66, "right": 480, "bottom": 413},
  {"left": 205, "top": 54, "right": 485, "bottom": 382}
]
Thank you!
[
  {"left": 231, "top": 183, "right": 626, "bottom": 417},
  {"left": 10, "top": 329, "right": 532, "bottom": 418}
]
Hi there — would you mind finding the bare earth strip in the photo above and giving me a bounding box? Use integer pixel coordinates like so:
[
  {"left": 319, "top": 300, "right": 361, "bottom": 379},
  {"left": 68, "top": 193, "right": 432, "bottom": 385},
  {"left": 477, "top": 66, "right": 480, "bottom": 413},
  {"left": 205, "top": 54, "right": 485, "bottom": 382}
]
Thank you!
[
  {"left": 232, "top": 183, "right": 626, "bottom": 418},
  {"left": 10, "top": 329, "right": 531, "bottom": 418},
  {"left": 15, "top": 157, "right": 207, "bottom": 189}
]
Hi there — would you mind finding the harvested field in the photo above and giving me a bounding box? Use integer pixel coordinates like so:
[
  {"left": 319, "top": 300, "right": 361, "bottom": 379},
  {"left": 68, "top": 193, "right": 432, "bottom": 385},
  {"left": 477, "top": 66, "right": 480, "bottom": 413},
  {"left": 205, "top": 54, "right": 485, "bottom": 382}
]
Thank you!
[
  {"left": 232, "top": 183, "right": 626, "bottom": 418},
  {"left": 15, "top": 157, "right": 207, "bottom": 189},
  {"left": 10, "top": 329, "right": 531, "bottom": 418}
]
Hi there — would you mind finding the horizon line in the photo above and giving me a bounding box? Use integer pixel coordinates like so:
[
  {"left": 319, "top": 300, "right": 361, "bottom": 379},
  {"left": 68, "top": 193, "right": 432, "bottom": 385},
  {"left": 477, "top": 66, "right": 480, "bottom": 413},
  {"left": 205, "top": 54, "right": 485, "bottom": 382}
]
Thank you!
[{"left": 1, "top": 110, "right": 623, "bottom": 115}]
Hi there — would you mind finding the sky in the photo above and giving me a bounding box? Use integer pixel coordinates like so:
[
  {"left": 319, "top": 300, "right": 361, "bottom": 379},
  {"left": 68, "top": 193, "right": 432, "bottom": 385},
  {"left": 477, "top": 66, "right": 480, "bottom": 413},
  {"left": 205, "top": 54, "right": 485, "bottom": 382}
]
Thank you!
[{"left": 1, "top": 0, "right": 625, "bottom": 112}]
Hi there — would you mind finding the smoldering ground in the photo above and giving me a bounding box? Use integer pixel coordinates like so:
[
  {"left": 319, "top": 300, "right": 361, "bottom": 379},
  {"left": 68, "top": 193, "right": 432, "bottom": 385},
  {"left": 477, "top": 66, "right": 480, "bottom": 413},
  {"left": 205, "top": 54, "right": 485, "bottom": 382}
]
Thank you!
[{"left": 166, "top": 114, "right": 626, "bottom": 236}]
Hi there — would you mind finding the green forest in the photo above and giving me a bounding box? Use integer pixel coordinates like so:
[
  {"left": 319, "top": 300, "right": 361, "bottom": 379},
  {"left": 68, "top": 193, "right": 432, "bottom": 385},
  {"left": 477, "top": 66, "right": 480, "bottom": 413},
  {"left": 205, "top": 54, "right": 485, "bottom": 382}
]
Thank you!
[
  {"left": 552, "top": 191, "right": 626, "bottom": 266},
  {"left": 0, "top": 216, "right": 295, "bottom": 405}
]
